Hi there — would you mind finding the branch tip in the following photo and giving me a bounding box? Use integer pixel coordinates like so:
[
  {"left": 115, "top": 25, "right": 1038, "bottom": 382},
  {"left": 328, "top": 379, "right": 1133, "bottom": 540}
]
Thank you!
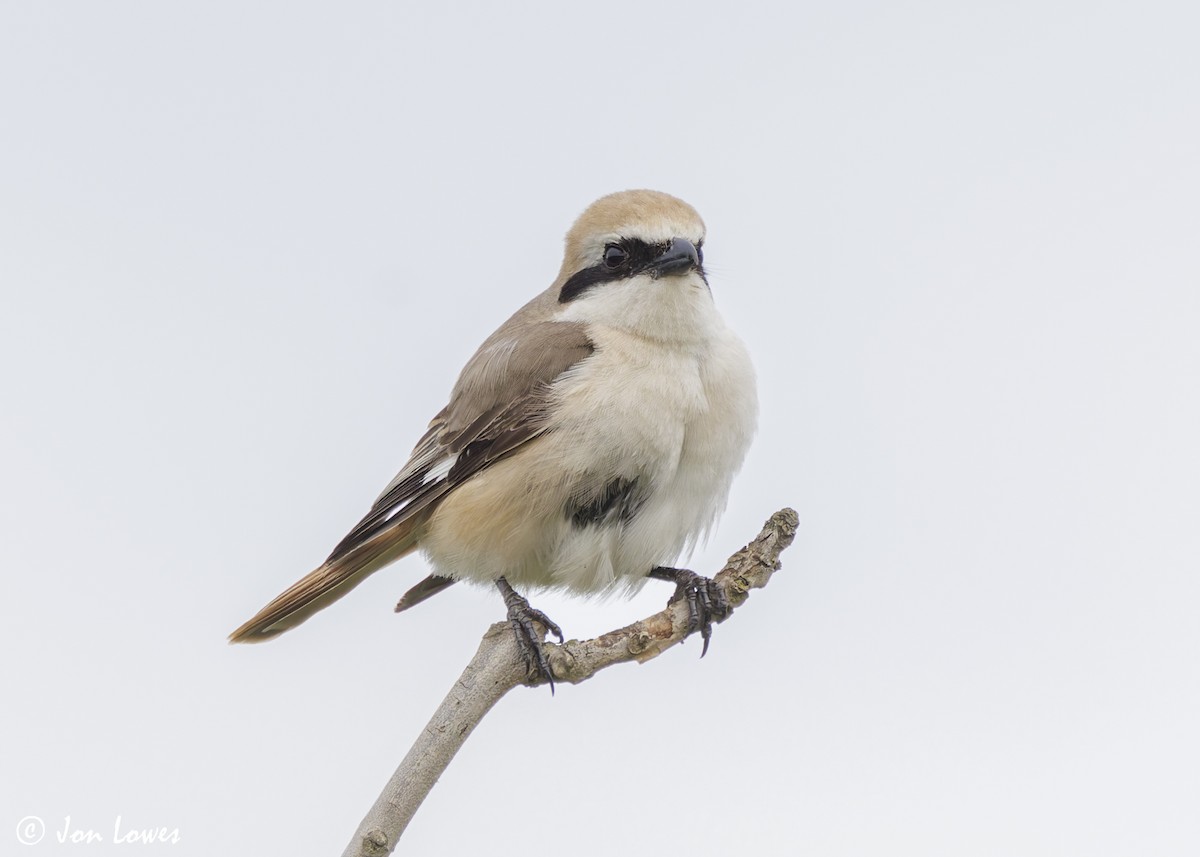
[{"left": 341, "top": 506, "right": 799, "bottom": 856}]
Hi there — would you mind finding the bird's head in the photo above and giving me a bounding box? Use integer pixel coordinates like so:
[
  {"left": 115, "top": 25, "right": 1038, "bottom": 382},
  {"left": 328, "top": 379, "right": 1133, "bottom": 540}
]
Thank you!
[{"left": 553, "top": 190, "right": 715, "bottom": 343}]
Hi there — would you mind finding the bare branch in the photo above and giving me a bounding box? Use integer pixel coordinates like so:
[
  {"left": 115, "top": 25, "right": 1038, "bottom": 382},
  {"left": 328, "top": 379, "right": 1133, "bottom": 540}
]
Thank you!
[
  {"left": 342, "top": 507, "right": 798, "bottom": 856},
  {"left": 544, "top": 506, "right": 799, "bottom": 684}
]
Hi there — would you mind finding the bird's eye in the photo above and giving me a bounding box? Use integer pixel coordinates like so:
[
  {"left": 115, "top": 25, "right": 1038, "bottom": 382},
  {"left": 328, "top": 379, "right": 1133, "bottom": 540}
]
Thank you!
[{"left": 603, "top": 245, "right": 628, "bottom": 269}]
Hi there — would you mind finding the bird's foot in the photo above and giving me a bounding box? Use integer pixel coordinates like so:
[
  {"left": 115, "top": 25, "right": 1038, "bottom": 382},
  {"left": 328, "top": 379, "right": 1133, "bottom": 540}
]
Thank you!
[
  {"left": 649, "top": 566, "right": 730, "bottom": 657},
  {"left": 496, "top": 577, "right": 564, "bottom": 693}
]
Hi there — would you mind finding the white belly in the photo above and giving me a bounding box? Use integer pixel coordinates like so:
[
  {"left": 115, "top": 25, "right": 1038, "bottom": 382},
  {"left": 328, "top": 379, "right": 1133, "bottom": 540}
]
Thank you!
[{"left": 421, "top": 325, "right": 757, "bottom": 595}]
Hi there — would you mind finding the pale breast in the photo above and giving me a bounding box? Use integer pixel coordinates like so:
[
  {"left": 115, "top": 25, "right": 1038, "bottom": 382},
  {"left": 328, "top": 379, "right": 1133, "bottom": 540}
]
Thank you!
[
  {"left": 550, "top": 330, "right": 709, "bottom": 476},
  {"left": 542, "top": 326, "right": 757, "bottom": 592},
  {"left": 421, "top": 326, "right": 756, "bottom": 595}
]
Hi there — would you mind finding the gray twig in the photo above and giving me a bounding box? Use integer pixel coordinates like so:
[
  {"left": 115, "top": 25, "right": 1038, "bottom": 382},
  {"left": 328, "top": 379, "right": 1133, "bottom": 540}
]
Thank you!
[{"left": 341, "top": 507, "right": 798, "bottom": 856}]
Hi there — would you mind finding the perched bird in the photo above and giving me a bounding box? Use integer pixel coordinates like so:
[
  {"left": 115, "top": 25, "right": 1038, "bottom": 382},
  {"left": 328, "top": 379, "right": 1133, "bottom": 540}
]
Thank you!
[{"left": 229, "top": 190, "right": 757, "bottom": 686}]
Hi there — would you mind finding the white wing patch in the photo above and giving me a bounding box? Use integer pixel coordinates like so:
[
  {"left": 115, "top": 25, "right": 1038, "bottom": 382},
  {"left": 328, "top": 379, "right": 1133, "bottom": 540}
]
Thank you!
[
  {"left": 422, "top": 453, "right": 458, "bottom": 485},
  {"left": 380, "top": 452, "right": 459, "bottom": 523}
]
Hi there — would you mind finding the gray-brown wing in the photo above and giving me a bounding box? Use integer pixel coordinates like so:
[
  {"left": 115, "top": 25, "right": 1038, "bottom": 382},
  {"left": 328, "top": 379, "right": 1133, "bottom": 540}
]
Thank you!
[{"left": 324, "top": 320, "right": 594, "bottom": 563}]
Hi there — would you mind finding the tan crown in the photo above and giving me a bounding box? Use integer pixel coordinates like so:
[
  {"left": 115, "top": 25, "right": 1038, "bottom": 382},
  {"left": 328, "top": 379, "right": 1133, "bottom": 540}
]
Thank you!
[{"left": 558, "top": 190, "right": 706, "bottom": 279}]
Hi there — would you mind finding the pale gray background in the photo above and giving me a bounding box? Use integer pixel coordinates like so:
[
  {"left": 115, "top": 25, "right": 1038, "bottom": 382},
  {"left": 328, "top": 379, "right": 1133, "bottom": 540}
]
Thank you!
[{"left": 3, "top": 1, "right": 1198, "bottom": 854}]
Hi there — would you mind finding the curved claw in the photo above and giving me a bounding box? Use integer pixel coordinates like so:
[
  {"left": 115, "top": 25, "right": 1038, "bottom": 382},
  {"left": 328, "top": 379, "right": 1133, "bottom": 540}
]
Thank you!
[
  {"left": 496, "top": 577, "right": 563, "bottom": 693},
  {"left": 649, "top": 567, "right": 730, "bottom": 657}
]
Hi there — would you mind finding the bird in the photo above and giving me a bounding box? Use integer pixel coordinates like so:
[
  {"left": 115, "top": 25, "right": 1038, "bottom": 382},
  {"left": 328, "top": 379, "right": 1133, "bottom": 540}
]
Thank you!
[{"left": 229, "top": 189, "right": 758, "bottom": 687}]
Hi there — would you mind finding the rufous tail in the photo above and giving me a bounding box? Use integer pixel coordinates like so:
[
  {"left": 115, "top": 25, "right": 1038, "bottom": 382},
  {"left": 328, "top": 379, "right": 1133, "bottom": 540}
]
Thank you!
[{"left": 229, "top": 519, "right": 423, "bottom": 643}]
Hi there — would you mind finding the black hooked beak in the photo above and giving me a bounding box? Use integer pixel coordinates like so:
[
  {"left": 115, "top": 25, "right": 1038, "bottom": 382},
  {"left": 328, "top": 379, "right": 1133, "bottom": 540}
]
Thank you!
[{"left": 645, "top": 237, "right": 701, "bottom": 279}]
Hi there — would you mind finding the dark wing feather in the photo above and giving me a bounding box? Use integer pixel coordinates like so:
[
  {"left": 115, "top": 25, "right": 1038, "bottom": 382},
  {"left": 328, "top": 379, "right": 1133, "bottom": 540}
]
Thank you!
[
  {"left": 324, "top": 320, "right": 594, "bottom": 565},
  {"left": 394, "top": 574, "right": 457, "bottom": 612},
  {"left": 229, "top": 318, "right": 595, "bottom": 644},
  {"left": 323, "top": 420, "right": 449, "bottom": 561}
]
